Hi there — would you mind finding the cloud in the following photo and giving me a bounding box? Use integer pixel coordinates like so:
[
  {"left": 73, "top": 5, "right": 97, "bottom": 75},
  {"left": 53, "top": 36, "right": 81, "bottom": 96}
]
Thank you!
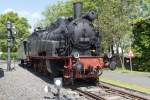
[
  {"left": 31, "top": 12, "right": 43, "bottom": 19},
  {"left": 3, "top": 8, "right": 15, "bottom": 13},
  {"left": 2, "top": 8, "right": 44, "bottom": 31}
]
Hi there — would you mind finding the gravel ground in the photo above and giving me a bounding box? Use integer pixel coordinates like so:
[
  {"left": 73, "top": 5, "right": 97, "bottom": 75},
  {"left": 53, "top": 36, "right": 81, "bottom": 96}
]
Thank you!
[
  {"left": 0, "top": 62, "right": 54, "bottom": 100},
  {"left": 0, "top": 62, "right": 87, "bottom": 100},
  {"left": 102, "top": 70, "right": 150, "bottom": 87}
]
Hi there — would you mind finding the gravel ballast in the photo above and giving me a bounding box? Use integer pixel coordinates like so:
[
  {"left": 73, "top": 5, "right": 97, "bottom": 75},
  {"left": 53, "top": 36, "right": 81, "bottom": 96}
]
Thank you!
[
  {"left": 0, "top": 62, "right": 88, "bottom": 100},
  {"left": 0, "top": 62, "right": 55, "bottom": 100}
]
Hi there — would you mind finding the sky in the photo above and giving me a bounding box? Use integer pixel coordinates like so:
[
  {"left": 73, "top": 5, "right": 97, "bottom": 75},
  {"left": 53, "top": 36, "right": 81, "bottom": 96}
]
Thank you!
[{"left": 0, "top": 0, "right": 65, "bottom": 30}]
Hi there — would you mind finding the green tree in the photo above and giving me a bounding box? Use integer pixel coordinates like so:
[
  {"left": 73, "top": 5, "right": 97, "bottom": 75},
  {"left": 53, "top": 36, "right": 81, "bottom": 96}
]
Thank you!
[
  {"left": 0, "top": 11, "right": 30, "bottom": 52},
  {"left": 42, "top": 0, "right": 96, "bottom": 26},
  {"left": 42, "top": 1, "right": 72, "bottom": 25},
  {"left": 95, "top": 0, "right": 142, "bottom": 69},
  {"left": 132, "top": 18, "right": 150, "bottom": 71}
]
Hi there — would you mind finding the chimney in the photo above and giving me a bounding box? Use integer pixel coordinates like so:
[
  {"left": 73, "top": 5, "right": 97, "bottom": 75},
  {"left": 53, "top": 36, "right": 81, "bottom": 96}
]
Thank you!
[{"left": 73, "top": 2, "right": 83, "bottom": 19}]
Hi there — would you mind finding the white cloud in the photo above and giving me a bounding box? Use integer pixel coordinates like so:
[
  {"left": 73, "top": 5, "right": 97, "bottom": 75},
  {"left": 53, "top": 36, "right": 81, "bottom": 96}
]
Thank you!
[
  {"left": 31, "top": 12, "right": 43, "bottom": 19},
  {"left": 3, "top": 8, "right": 14, "bottom": 13},
  {"left": 2, "top": 8, "right": 44, "bottom": 31}
]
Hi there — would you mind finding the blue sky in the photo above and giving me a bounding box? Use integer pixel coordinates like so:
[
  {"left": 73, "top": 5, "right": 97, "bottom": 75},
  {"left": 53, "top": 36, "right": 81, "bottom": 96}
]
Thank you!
[{"left": 0, "top": 0, "right": 66, "bottom": 30}]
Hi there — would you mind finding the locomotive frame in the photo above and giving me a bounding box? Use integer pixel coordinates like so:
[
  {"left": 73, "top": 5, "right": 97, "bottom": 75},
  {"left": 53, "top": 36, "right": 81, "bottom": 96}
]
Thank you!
[{"left": 27, "top": 55, "right": 104, "bottom": 84}]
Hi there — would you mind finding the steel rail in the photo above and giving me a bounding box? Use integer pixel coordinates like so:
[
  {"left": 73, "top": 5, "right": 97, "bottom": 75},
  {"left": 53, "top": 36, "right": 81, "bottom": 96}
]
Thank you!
[
  {"left": 75, "top": 88, "right": 106, "bottom": 100},
  {"left": 98, "top": 81, "right": 150, "bottom": 100},
  {"left": 70, "top": 80, "right": 149, "bottom": 100}
]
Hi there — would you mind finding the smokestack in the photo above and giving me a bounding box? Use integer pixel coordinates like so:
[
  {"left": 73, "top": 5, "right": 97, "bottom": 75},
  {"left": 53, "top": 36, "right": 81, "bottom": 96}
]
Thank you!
[{"left": 73, "top": 2, "right": 83, "bottom": 19}]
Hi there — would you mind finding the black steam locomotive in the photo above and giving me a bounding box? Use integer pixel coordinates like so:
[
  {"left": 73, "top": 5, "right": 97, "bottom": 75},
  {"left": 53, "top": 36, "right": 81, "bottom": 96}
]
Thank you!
[
  {"left": 29, "top": 3, "right": 100, "bottom": 56},
  {"left": 19, "top": 2, "right": 105, "bottom": 84}
]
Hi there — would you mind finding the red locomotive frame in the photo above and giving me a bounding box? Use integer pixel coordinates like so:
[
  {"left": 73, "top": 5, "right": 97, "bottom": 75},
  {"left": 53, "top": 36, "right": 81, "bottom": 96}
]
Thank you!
[{"left": 28, "top": 55, "right": 105, "bottom": 84}]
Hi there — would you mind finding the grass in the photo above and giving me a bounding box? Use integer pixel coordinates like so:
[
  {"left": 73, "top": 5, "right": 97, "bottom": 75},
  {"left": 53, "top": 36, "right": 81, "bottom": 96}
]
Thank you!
[
  {"left": 99, "top": 76, "right": 150, "bottom": 94},
  {"left": 104, "top": 67, "right": 150, "bottom": 75},
  {"left": 114, "top": 67, "right": 150, "bottom": 75}
]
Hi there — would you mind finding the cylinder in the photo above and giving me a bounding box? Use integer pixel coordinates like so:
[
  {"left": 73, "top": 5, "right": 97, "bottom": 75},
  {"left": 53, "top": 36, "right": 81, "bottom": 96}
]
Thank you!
[{"left": 73, "top": 2, "right": 83, "bottom": 19}]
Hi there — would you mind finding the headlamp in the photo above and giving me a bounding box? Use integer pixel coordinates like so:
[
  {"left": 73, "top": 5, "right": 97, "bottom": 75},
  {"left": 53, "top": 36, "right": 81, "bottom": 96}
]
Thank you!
[{"left": 73, "top": 52, "right": 79, "bottom": 58}]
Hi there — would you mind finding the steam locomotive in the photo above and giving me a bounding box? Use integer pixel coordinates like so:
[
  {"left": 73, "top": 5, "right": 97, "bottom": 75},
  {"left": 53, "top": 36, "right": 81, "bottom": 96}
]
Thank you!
[{"left": 19, "top": 2, "right": 106, "bottom": 84}]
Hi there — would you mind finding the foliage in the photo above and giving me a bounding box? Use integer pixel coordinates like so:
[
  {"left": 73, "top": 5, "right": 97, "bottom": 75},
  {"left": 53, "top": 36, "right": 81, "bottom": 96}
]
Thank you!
[
  {"left": 0, "top": 52, "right": 17, "bottom": 60},
  {"left": 0, "top": 11, "right": 30, "bottom": 52},
  {"left": 42, "top": 0, "right": 96, "bottom": 26},
  {"left": 133, "top": 57, "right": 150, "bottom": 72},
  {"left": 132, "top": 18, "right": 150, "bottom": 71},
  {"left": 42, "top": 1, "right": 72, "bottom": 25},
  {"left": 94, "top": 0, "right": 143, "bottom": 70},
  {"left": 133, "top": 18, "right": 150, "bottom": 57}
]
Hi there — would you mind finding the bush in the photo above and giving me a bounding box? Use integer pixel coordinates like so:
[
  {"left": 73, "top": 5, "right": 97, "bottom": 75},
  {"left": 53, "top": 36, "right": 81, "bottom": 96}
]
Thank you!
[
  {"left": 0, "top": 52, "right": 17, "bottom": 60},
  {"left": 132, "top": 18, "right": 150, "bottom": 72},
  {"left": 133, "top": 57, "right": 150, "bottom": 72}
]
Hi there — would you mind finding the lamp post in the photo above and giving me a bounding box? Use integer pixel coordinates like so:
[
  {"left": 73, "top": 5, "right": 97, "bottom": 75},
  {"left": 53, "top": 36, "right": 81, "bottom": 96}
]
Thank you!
[
  {"left": 6, "top": 21, "right": 12, "bottom": 71},
  {"left": 54, "top": 78, "right": 62, "bottom": 100}
]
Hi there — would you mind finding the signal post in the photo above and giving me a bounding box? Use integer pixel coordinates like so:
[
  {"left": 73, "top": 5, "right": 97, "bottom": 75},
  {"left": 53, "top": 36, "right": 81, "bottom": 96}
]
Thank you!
[
  {"left": 6, "top": 21, "right": 13, "bottom": 71},
  {"left": 128, "top": 49, "right": 134, "bottom": 72}
]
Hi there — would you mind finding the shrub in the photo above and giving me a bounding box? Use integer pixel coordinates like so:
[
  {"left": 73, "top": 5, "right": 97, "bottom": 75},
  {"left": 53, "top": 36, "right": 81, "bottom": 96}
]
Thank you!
[
  {"left": 0, "top": 52, "right": 17, "bottom": 60},
  {"left": 133, "top": 57, "right": 150, "bottom": 72}
]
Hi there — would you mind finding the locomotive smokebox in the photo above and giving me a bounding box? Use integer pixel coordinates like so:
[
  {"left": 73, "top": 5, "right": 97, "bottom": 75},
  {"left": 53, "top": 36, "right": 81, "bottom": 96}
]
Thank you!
[{"left": 73, "top": 2, "right": 83, "bottom": 19}]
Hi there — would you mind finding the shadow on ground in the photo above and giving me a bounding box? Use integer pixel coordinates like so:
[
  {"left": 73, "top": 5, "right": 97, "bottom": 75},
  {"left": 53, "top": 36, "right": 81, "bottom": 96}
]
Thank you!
[
  {"left": 18, "top": 64, "right": 53, "bottom": 84},
  {"left": 0, "top": 68, "right": 4, "bottom": 78},
  {"left": 18, "top": 64, "right": 97, "bottom": 89}
]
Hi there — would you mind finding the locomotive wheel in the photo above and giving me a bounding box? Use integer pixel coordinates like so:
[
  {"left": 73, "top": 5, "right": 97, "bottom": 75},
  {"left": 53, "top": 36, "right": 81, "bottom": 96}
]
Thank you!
[
  {"left": 46, "top": 60, "right": 52, "bottom": 73},
  {"left": 33, "top": 63, "right": 38, "bottom": 72},
  {"left": 97, "top": 68, "right": 103, "bottom": 76},
  {"left": 37, "top": 62, "right": 41, "bottom": 73},
  {"left": 20, "top": 59, "right": 25, "bottom": 67},
  {"left": 46, "top": 59, "right": 64, "bottom": 78},
  {"left": 46, "top": 60, "right": 58, "bottom": 79},
  {"left": 43, "top": 61, "right": 50, "bottom": 76},
  {"left": 36, "top": 61, "right": 42, "bottom": 73},
  {"left": 63, "top": 77, "right": 74, "bottom": 85}
]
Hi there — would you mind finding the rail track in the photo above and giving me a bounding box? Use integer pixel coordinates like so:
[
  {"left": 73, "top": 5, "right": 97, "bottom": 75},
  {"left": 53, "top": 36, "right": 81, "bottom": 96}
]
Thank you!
[
  {"left": 71, "top": 81, "right": 150, "bottom": 100},
  {"left": 20, "top": 63, "right": 150, "bottom": 100}
]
